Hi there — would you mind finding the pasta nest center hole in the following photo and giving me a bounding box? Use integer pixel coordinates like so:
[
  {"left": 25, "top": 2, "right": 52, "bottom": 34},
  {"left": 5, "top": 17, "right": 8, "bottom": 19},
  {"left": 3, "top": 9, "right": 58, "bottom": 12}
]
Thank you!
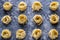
[
  {"left": 4, "top": 17, "right": 8, "bottom": 22},
  {"left": 35, "top": 16, "right": 40, "bottom": 20},
  {"left": 35, "top": 30, "right": 40, "bottom": 35},
  {"left": 34, "top": 3, "right": 40, "bottom": 6},
  {"left": 51, "top": 3, "right": 57, "bottom": 7},
  {"left": 20, "top": 16, "right": 25, "bottom": 21},
  {"left": 3, "top": 32, "right": 8, "bottom": 36},
  {"left": 51, "top": 16, "right": 56, "bottom": 21},
  {"left": 20, "top": 3, "right": 25, "bottom": 6},
  {"left": 4, "top": 2, "right": 11, "bottom": 7},
  {"left": 52, "top": 30, "right": 58, "bottom": 36}
]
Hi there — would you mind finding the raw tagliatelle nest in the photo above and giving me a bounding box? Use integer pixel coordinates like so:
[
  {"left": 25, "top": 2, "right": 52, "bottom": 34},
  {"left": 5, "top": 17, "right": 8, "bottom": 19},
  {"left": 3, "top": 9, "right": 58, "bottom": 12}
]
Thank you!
[
  {"left": 48, "top": 29, "right": 58, "bottom": 39},
  {"left": 16, "top": 29, "right": 26, "bottom": 39},
  {"left": 32, "top": 1, "right": 42, "bottom": 11},
  {"left": 50, "top": 14, "right": 59, "bottom": 24},
  {"left": 49, "top": 1, "right": 59, "bottom": 11},
  {"left": 3, "top": 2, "right": 12, "bottom": 11},
  {"left": 18, "top": 1, "right": 27, "bottom": 11},
  {"left": 1, "top": 15, "right": 12, "bottom": 24},
  {"left": 18, "top": 14, "right": 27, "bottom": 24},
  {"left": 1, "top": 29, "right": 11, "bottom": 39},
  {"left": 33, "top": 14, "right": 43, "bottom": 25},
  {"left": 32, "top": 29, "right": 42, "bottom": 40}
]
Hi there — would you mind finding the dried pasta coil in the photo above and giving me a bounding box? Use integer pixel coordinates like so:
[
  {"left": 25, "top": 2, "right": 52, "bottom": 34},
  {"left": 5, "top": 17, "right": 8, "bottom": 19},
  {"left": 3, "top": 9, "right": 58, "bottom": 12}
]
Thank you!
[
  {"left": 32, "top": 1, "right": 42, "bottom": 11},
  {"left": 49, "top": 1, "right": 59, "bottom": 11},
  {"left": 3, "top": 2, "right": 12, "bottom": 11},
  {"left": 32, "top": 29, "right": 42, "bottom": 40},
  {"left": 1, "top": 29, "right": 11, "bottom": 39},
  {"left": 50, "top": 14, "right": 59, "bottom": 24},
  {"left": 1, "top": 15, "right": 11, "bottom": 24},
  {"left": 33, "top": 14, "right": 43, "bottom": 25},
  {"left": 48, "top": 29, "right": 58, "bottom": 39},
  {"left": 18, "top": 1, "right": 27, "bottom": 11},
  {"left": 16, "top": 29, "right": 26, "bottom": 39},
  {"left": 18, "top": 14, "right": 27, "bottom": 24}
]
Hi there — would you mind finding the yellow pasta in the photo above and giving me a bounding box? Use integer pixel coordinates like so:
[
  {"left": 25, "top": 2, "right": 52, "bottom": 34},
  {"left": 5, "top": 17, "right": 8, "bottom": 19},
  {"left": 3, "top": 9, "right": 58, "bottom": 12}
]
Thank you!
[
  {"left": 32, "top": 1, "right": 42, "bottom": 11},
  {"left": 18, "top": 1, "right": 27, "bottom": 11},
  {"left": 32, "top": 29, "right": 42, "bottom": 40},
  {"left": 48, "top": 29, "right": 58, "bottom": 39},
  {"left": 1, "top": 29, "right": 11, "bottom": 39},
  {"left": 50, "top": 14, "right": 59, "bottom": 24},
  {"left": 33, "top": 14, "right": 43, "bottom": 25},
  {"left": 16, "top": 29, "right": 26, "bottom": 39},
  {"left": 49, "top": 1, "right": 59, "bottom": 11},
  {"left": 18, "top": 14, "right": 27, "bottom": 24},
  {"left": 1, "top": 15, "right": 12, "bottom": 24},
  {"left": 3, "top": 2, "right": 12, "bottom": 11}
]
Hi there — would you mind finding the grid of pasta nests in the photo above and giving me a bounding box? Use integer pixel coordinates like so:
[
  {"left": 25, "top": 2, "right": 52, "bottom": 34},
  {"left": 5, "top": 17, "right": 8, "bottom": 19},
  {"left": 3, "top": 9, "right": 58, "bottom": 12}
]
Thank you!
[
  {"left": 1, "top": 29, "right": 59, "bottom": 40},
  {"left": 1, "top": 1, "right": 59, "bottom": 40}
]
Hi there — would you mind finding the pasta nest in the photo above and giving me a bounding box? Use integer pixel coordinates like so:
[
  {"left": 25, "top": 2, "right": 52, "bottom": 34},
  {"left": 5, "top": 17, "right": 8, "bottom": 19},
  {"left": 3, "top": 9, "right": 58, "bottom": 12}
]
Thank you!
[
  {"left": 49, "top": 1, "right": 59, "bottom": 11},
  {"left": 18, "top": 1, "right": 27, "bottom": 11},
  {"left": 33, "top": 14, "right": 43, "bottom": 25},
  {"left": 1, "top": 29, "right": 11, "bottom": 39},
  {"left": 32, "top": 1, "right": 42, "bottom": 11},
  {"left": 48, "top": 29, "right": 58, "bottom": 39},
  {"left": 3, "top": 2, "right": 12, "bottom": 11},
  {"left": 32, "top": 29, "right": 42, "bottom": 40},
  {"left": 16, "top": 29, "right": 26, "bottom": 39},
  {"left": 50, "top": 14, "right": 59, "bottom": 24},
  {"left": 18, "top": 14, "right": 27, "bottom": 24},
  {"left": 1, "top": 15, "right": 11, "bottom": 24}
]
